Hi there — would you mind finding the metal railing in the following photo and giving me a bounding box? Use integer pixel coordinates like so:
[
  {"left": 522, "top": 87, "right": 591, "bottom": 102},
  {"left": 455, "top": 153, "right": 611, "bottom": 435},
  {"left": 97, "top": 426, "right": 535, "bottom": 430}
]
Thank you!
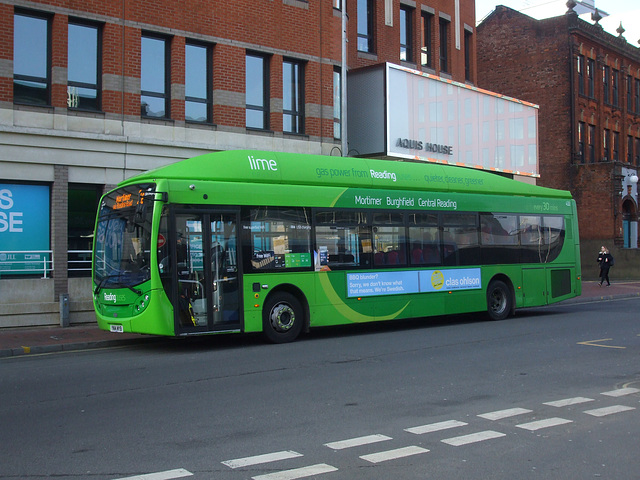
[
  {"left": 0, "top": 249, "right": 93, "bottom": 277},
  {"left": 0, "top": 250, "right": 54, "bottom": 278},
  {"left": 68, "top": 250, "right": 92, "bottom": 273}
]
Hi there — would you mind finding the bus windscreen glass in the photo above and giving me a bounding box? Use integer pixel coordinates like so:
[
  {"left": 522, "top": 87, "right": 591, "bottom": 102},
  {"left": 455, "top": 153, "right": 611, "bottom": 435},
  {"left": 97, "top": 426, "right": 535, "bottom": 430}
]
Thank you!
[{"left": 93, "top": 184, "right": 155, "bottom": 290}]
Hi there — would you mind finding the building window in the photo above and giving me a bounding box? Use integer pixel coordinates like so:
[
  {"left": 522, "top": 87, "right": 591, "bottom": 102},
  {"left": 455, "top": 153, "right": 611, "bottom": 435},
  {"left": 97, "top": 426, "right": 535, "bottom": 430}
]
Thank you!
[
  {"left": 283, "top": 59, "right": 305, "bottom": 134},
  {"left": 185, "top": 42, "right": 212, "bottom": 123},
  {"left": 603, "top": 66, "right": 610, "bottom": 104},
  {"left": 400, "top": 6, "right": 413, "bottom": 62},
  {"left": 578, "top": 122, "right": 585, "bottom": 163},
  {"left": 603, "top": 128, "right": 610, "bottom": 161},
  {"left": 612, "top": 131, "right": 619, "bottom": 161},
  {"left": 246, "top": 53, "right": 269, "bottom": 130},
  {"left": 421, "top": 12, "right": 433, "bottom": 68},
  {"left": 464, "top": 30, "right": 472, "bottom": 82},
  {"left": 636, "top": 138, "right": 640, "bottom": 165},
  {"left": 576, "top": 55, "right": 584, "bottom": 95},
  {"left": 628, "top": 75, "right": 633, "bottom": 112},
  {"left": 628, "top": 135, "right": 634, "bottom": 164},
  {"left": 141, "top": 34, "right": 170, "bottom": 118},
  {"left": 587, "top": 58, "right": 595, "bottom": 98},
  {"left": 612, "top": 69, "right": 619, "bottom": 107},
  {"left": 13, "top": 12, "right": 50, "bottom": 105},
  {"left": 67, "top": 21, "right": 101, "bottom": 111},
  {"left": 333, "top": 67, "right": 341, "bottom": 140},
  {"left": 636, "top": 79, "right": 640, "bottom": 114},
  {"left": 357, "top": 0, "right": 374, "bottom": 53},
  {"left": 439, "top": 18, "right": 449, "bottom": 73},
  {"left": 588, "top": 125, "right": 595, "bottom": 163}
]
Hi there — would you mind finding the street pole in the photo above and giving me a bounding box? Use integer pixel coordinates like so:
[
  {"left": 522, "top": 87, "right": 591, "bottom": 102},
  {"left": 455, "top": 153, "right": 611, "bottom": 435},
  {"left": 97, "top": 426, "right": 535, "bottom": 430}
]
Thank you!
[{"left": 341, "top": 0, "right": 348, "bottom": 157}]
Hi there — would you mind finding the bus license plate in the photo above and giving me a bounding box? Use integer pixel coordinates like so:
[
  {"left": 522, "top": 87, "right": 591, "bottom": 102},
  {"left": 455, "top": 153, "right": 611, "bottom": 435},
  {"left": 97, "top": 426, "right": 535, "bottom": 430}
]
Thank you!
[{"left": 110, "top": 325, "right": 124, "bottom": 333}]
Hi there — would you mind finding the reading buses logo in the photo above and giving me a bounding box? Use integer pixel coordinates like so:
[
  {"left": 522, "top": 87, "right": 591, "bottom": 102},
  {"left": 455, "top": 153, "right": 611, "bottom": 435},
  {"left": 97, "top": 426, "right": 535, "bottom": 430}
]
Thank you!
[
  {"left": 431, "top": 270, "right": 444, "bottom": 290},
  {"left": 103, "top": 293, "right": 125, "bottom": 303}
]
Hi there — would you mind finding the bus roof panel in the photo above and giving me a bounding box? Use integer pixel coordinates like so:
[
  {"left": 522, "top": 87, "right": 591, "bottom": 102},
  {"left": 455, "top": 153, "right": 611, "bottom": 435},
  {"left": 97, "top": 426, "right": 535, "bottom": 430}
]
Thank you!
[{"left": 129, "top": 150, "right": 571, "bottom": 199}]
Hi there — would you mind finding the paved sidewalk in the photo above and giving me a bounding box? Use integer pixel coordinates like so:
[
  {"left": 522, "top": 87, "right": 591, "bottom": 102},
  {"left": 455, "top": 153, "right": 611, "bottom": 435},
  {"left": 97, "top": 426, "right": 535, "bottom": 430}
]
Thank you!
[{"left": 1, "top": 281, "right": 639, "bottom": 358}]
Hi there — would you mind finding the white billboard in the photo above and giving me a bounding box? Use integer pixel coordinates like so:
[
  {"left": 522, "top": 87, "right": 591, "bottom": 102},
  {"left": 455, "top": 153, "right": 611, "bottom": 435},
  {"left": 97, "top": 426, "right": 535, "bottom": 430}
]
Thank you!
[{"left": 348, "top": 63, "right": 539, "bottom": 178}]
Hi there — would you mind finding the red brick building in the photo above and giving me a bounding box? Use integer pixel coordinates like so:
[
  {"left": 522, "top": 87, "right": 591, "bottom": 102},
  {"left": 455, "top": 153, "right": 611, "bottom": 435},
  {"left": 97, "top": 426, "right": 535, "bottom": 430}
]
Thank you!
[
  {"left": 477, "top": 5, "right": 640, "bottom": 277},
  {"left": 0, "top": 0, "right": 478, "bottom": 327}
]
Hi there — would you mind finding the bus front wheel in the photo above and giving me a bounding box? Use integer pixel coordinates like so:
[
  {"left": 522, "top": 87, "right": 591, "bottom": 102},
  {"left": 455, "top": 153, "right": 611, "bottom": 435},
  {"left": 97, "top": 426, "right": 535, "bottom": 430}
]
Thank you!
[
  {"left": 486, "top": 280, "right": 512, "bottom": 321},
  {"left": 263, "top": 292, "right": 304, "bottom": 343}
]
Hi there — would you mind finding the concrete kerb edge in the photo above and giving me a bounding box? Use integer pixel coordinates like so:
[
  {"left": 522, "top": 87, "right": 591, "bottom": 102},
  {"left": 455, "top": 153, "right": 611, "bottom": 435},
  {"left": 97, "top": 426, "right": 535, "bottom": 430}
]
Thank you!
[
  {"left": 557, "top": 291, "right": 640, "bottom": 305},
  {"left": 0, "top": 338, "right": 146, "bottom": 358}
]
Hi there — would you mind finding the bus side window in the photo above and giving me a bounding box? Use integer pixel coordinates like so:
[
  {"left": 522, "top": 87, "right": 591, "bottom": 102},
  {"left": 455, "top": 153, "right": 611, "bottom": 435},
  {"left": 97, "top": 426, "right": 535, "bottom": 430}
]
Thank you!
[
  {"left": 442, "top": 213, "right": 480, "bottom": 266},
  {"left": 246, "top": 207, "right": 312, "bottom": 270},
  {"left": 315, "top": 210, "right": 370, "bottom": 269},
  {"left": 372, "top": 212, "right": 406, "bottom": 267},
  {"left": 408, "top": 213, "right": 440, "bottom": 266},
  {"left": 480, "top": 213, "right": 519, "bottom": 264}
]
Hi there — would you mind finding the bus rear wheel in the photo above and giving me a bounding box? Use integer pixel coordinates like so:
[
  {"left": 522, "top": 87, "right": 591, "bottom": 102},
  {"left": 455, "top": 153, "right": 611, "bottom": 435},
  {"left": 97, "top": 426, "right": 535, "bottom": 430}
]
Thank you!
[
  {"left": 486, "top": 280, "right": 512, "bottom": 321},
  {"left": 263, "top": 292, "right": 304, "bottom": 343}
]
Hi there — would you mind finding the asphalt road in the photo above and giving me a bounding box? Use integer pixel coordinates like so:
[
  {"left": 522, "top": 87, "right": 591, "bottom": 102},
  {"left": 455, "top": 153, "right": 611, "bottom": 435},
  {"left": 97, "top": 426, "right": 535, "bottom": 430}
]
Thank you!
[{"left": 1, "top": 298, "right": 639, "bottom": 480}]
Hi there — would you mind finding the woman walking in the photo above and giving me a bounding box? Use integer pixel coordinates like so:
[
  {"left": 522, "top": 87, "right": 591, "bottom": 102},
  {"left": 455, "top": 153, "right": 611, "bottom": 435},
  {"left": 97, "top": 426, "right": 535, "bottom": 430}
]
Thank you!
[{"left": 597, "top": 246, "right": 614, "bottom": 286}]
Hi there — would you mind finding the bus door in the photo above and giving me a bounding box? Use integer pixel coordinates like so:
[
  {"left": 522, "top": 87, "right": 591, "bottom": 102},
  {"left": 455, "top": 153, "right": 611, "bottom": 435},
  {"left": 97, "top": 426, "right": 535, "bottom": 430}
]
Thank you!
[
  {"left": 173, "top": 210, "right": 240, "bottom": 334},
  {"left": 209, "top": 212, "right": 240, "bottom": 329}
]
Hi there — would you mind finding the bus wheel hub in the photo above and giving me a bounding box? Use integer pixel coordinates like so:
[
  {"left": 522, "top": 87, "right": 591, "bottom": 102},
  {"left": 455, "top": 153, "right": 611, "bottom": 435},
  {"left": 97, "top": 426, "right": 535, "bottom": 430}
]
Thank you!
[{"left": 270, "top": 304, "right": 295, "bottom": 332}]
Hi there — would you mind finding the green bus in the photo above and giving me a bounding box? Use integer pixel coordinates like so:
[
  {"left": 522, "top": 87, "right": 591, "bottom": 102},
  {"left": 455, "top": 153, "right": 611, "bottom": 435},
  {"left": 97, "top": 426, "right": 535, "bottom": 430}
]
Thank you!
[{"left": 92, "top": 150, "right": 581, "bottom": 343}]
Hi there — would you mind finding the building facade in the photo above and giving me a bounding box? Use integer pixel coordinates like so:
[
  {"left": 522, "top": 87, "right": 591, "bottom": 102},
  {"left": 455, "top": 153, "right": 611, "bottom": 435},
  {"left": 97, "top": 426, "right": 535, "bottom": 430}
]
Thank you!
[
  {"left": 477, "top": 5, "right": 640, "bottom": 278},
  {"left": 0, "top": 0, "right": 477, "bottom": 327}
]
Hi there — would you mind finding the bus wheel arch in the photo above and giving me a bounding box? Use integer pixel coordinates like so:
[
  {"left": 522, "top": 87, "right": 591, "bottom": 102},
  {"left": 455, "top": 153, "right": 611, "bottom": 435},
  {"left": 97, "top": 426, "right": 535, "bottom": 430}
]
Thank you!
[
  {"left": 262, "top": 285, "right": 309, "bottom": 343},
  {"left": 486, "top": 275, "right": 515, "bottom": 321}
]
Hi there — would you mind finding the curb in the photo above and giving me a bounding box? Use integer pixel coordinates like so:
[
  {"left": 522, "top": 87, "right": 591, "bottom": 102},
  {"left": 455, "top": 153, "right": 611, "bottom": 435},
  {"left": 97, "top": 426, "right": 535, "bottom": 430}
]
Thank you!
[
  {"left": 0, "top": 337, "right": 148, "bottom": 358},
  {"left": 559, "top": 291, "right": 640, "bottom": 306}
]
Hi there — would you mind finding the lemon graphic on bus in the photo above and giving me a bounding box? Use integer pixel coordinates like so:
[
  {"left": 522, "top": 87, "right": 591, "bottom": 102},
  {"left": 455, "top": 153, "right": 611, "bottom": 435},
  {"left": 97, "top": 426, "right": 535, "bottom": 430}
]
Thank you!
[{"left": 431, "top": 270, "right": 444, "bottom": 290}]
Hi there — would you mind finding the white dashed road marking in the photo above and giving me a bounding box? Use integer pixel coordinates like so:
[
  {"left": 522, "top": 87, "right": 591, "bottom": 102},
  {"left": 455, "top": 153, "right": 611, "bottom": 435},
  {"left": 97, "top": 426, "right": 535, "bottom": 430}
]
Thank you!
[
  {"left": 405, "top": 419, "right": 468, "bottom": 435},
  {"left": 441, "top": 430, "right": 506, "bottom": 446},
  {"left": 601, "top": 388, "right": 640, "bottom": 397},
  {"left": 544, "top": 397, "right": 594, "bottom": 407},
  {"left": 113, "top": 469, "right": 193, "bottom": 480},
  {"left": 161, "top": 387, "right": 640, "bottom": 480},
  {"left": 360, "top": 446, "right": 430, "bottom": 464},
  {"left": 251, "top": 464, "right": 338, "bottom": 480},
  {"left": 478, "top": 407, "right": 532, "bottom": 421},
  {"left": 516, "top": 417, "right": 573, "bottom": 431},
  {"left": 324, "top": 434, "right": 392, "bottom": 450},
  {"left": 222, "top": 451, "right": 303, "bottom": 469},
  {"left": 584, "top": 405, "right": 636, "bottom": 417}
]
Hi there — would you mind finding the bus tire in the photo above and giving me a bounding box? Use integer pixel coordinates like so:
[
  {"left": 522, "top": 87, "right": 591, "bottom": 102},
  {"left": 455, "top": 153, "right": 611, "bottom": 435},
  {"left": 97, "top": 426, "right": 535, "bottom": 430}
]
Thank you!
[
  {"left": 486, "top": 280, "right": 512, "bottom": 321},
  {"left": 263, "top": 292, "right": 304, "bottom": 343}
]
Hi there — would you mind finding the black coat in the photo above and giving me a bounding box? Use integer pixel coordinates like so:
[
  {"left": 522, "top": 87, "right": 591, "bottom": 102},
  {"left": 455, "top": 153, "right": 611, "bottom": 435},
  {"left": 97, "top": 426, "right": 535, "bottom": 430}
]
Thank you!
[{"left": 597, "top": 253, "right": 613, "bottom": 270}]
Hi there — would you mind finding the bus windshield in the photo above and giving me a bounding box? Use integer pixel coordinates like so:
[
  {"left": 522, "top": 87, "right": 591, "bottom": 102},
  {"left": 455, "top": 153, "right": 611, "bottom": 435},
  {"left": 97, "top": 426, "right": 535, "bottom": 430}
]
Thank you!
[{"left": 93, "top": 184, "right": 155, "bottom": 292}]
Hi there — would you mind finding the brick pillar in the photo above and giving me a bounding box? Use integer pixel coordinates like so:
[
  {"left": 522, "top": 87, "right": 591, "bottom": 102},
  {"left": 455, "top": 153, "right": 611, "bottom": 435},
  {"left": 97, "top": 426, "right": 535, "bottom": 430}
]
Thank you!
[
  {"left": 51, "top": 14, "right": 69, "bottom": 109},
  {"left": 52, "top": 165, "right": 68, "bottom": 300},
  {"left": 0, "top": 3, "right": 13, "bottom": 105}
]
